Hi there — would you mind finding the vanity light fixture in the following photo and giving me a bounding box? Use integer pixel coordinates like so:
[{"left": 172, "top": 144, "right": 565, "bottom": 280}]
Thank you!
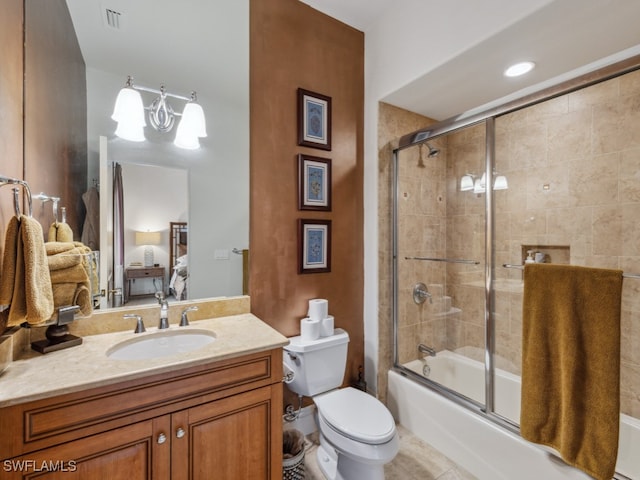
[
  {"left": 111, "top": 76, "right": 207, "bottom": 149},
  {"left": 504, "top": 61, "right": 536, "bottom": 77}
]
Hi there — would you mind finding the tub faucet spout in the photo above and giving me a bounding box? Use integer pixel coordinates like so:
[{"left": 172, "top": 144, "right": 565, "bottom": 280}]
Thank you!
[{"left": 418, "top": 343, "right": 436, "bottom": 357}]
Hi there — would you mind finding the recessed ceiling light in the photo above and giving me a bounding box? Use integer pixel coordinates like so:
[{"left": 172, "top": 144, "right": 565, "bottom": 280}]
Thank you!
[{"left": 504, "top": 61, "right": 535, "bottom": 77}]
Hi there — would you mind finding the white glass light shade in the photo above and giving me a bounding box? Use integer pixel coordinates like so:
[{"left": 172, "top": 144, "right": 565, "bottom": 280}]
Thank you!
[
  {"left": 493, "top": 175, "right": 509, "bottom": 190},
  {"left": 111, "top": 87, "right": 146, "bottom": 125},
  {"left": 114, "top": 121, "right": 145, "bottom": 142},
  {"left": 473, "top": 173, "right": 486, "bottom": 193},
  {"left": 460, "top": 175, "right": 474, "bottom": 191},
  {"left": 174, "top": 102, "right": 207, "bottom": 150},
  {"left": 112, "top": 87, "right": 146, "bottom": 141}
]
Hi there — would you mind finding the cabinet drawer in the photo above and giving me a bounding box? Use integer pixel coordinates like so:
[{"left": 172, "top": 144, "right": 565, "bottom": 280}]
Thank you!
[{"left": 126, "top": 268, "right": 163, "bottom": 279}]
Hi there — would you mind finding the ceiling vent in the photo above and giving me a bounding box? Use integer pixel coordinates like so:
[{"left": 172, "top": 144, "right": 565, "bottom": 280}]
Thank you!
[{"left": 104, "top": 8, "right": 122, "bottom": 29}]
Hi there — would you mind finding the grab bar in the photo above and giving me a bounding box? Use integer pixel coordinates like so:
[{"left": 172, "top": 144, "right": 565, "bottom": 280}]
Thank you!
[
  {"left": 502, "top": 263, "right": 640, "bottom": 279},
  {"left": 405, "top": 256, "right": 480, "bottom": 265}
]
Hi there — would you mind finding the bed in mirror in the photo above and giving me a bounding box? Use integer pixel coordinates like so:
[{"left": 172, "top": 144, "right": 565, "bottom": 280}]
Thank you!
[{"left": 169, "top": 222, "right": 188, "bottom": 301}]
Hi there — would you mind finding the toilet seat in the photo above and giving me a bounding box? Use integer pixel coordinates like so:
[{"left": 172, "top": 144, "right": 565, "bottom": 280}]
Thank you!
[{"left": 314, "top": 387, "right": 396, "bottom": 445}]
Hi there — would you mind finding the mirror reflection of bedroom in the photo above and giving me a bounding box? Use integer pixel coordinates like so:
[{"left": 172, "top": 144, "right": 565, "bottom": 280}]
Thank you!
[{"left": 122, "top": 163, "right": 188, "bottom": 306}]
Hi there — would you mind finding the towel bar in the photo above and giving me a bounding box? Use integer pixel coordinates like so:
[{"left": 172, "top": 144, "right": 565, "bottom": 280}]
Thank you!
[
  {"left": 501, "top": 263, "right": 640, "bottom": 279},
  {"left": 405, "top": 256, "right": 480, "bottom": 265}
]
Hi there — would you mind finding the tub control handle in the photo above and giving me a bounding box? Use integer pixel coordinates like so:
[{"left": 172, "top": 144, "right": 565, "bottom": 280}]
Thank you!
[{"left": 413, "top": 283, "right": 433, "bottom": 304}]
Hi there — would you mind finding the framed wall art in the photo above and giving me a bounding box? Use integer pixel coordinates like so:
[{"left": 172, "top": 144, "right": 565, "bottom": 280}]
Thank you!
[
  {"left": 297, "top": 88, "right": 332, "bottom": 151},
  {"left": 298, "top": 219, "right": 331, "bottom": 274},
  {"left": 298, "top": 154, "right": 332, "bottom": 211}
]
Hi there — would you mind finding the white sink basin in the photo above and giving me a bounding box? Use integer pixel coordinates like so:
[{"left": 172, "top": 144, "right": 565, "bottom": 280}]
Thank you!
[{"left": 106, "top": 329, "right": 216, "bottom": 360}]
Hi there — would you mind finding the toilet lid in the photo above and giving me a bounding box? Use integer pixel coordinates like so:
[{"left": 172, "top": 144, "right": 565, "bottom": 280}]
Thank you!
[{"left": 315, "top": 388, "right": 396, "bottom": 445}]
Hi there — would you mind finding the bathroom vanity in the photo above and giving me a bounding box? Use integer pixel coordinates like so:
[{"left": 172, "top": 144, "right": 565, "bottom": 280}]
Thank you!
[{"left": 0, "top": 305, "right": 288, "bottom": 479}]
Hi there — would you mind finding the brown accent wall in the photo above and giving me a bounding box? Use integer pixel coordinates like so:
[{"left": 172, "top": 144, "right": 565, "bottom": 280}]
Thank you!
[
  {"left": 0, "top": 0, "right": 24, "bottom": 228},
  {"left": 0, "top": 0, "right": 86, "bottom": 333},
  {"left": 24, "top": 0, "right": 87, "bottom": 238},
  {"left": 249, "top": 0, "right": 365, "bottom": 394}
]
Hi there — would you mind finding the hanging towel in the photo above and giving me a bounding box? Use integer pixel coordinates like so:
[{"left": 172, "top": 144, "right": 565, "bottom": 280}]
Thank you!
[
  {"left": 520, "top": 263, "right": 623, "bottom": 480},
  {"left": 48, "top": 221, "right": 74, "bottom": 243},
  {"left": 81, "top": 187, "right": 100, "bottom": 250},
  {"left": 0, "top": 216, "right": 21, "bottom": 308},
  {"left": 0, "top": 216, "right": 55, "bottom": 326}
]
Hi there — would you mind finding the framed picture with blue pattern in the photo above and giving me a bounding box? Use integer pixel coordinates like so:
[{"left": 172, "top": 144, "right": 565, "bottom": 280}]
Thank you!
[
  {"left": 298, "top": 154, "right": 332, "bottom": 211},
  {"left": 297, "top": 88, "right": 332, "bottom": 151},
  {"left": 298, "top": 219, "right": 331, "bottom": 274}
]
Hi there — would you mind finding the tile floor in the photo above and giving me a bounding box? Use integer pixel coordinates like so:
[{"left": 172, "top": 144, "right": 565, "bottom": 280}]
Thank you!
[{"left": 301, "top": 425, "right": 477, "bottom": 480}]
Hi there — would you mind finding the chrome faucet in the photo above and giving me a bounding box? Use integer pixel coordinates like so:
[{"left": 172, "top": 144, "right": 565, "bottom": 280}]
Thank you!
[
  {"left": 418, "top": 343, "right": 436, "bottom": 357},
  {"left": 124, "top": 314, "right": 146, "bottom": 334},
  {"left": 159, "top": 300, "right": 170, "bottom": 330},
  {"left": 180, "top": 306, "right": 198, "bottom": 327}
]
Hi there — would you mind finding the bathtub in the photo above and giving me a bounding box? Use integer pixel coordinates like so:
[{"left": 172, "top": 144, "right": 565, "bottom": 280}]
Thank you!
[{"left": 387, "top": 350, "right": 639, "bottom": 480}]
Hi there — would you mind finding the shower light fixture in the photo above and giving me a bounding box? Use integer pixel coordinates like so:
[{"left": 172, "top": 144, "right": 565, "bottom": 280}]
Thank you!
[
  {"left": 460, "top": 174, "right": 475, "bottom": 191},
  {"left": 473, "top": 173, "right": 487, "bottom": 194},
  {"left": 504, "top": 61, "right": 535, "bottom": 77},
  {"left": 460, "top": 172, "right": 508, "bottom": 193},
  {"left": 111, "top": 76, "right": 207, "bottom": 149},
  {"left": 493, "top": 175, "right": 509, "bottom": 190}
]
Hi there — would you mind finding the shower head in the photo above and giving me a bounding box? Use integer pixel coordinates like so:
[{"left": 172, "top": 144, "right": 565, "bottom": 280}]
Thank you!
[{"left": 426, "top": 142, "right": 440, "bottom": 157}]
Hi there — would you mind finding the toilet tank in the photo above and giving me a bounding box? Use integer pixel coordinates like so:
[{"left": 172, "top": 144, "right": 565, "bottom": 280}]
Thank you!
[{"left": 283, "top": 329, "right": 349, "bottom": 397}]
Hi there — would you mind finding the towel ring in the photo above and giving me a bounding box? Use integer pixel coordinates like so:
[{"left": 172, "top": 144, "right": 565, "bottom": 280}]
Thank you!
[{"left": 0, "top": 175, "right": 33, "bottom": 217}]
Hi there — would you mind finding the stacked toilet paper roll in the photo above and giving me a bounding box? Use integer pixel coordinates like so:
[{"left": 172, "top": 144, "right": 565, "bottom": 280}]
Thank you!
[{"left": 300, "top": 298, "right": 335, "bottom": 341}]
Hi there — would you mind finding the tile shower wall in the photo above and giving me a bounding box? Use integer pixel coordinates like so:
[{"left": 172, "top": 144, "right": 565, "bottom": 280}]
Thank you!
[
  {"left": 379, "top": 68, "right": 640, "bottom": 418},
  {"left": 493, "top": 69, "right": 640, "bottom": 417},
  {"left": 377, "top": 103, "right": 437, "bottom": 403}
]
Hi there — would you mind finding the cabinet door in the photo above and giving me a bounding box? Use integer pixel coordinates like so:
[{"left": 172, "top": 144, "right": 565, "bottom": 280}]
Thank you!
[
  {"left": 172, "top": 385, "right": 282, "bottom": 480},
  {"left": 2, "top": 417, "right": 171, "bottom": 480}
]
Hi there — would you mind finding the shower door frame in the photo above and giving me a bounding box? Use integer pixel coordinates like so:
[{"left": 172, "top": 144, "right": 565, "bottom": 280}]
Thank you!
[{"left": 391, "top": 53, "right": 640, "bottom": 435}]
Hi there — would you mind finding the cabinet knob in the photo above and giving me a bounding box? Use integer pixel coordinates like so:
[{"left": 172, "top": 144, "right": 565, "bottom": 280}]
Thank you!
[
  {"left": 157, "top": 433, "right": 167, "bottom": 444},
  {"left": 176, "top": 427, "right": 186, "bottom": 439}
]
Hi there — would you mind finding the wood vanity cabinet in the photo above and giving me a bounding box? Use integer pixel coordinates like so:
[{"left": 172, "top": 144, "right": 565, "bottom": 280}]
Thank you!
[{"left": 0, "top": 349, "right": 283, "bottom": 479}]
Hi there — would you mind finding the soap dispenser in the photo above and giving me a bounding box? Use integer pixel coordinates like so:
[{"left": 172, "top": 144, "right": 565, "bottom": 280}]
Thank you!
[{"left": 525, "top": 250, "right": 535, "bottom": 264}]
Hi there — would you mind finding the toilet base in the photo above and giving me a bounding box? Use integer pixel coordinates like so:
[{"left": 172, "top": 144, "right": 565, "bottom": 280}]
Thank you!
[
  {"left": 316, "top": 435, "right": 386, "bottom": 480},
  {"left": 316, "top": 442, "right": 338, "bottom": 479}
]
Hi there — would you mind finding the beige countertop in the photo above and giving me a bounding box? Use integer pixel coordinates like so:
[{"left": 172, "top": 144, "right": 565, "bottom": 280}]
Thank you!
[{"left": 0, "top": 313, "right": 288, "bottom": 408}]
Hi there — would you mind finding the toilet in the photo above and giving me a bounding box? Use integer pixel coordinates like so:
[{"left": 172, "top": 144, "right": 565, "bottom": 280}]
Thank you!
[{"left": 283, "top": 329, "right": 399, "bottom": 480}]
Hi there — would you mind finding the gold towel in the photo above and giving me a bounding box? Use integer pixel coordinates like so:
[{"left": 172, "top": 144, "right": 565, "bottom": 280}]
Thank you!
[
  {"left": 0, "top": 216, "right": 55, "bottom": 326},
  {"left": 48, "top": 222, "right": 74, "bottom": 243},
  {"left": 0, "top": 216, "right": 20, "bottom": 307},
  {"left": 521, "top": 264, "right": 623, "bottom": 480},
  {"left": 46, "top": 240, "right": 93, "bottom": 317}
]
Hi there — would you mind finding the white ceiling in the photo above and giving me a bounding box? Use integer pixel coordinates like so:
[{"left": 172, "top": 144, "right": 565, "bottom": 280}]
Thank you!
[
  {"left": 65, "top": 0, "right": 247, "bottom": 107},
  {"left": 302, "top": 0, "right": 640, "bottom": 120},
  {"left": 65, "top": 0, "right": 640, "bottom": 122}
]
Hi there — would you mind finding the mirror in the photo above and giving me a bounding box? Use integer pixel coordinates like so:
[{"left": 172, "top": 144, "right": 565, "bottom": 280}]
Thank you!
[{"left": 24, "top": 0, "right": 250, "bottom": 309}]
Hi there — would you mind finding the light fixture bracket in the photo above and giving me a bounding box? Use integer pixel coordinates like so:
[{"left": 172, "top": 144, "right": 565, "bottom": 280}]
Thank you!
[{"left": 148, "top": 91, "right": 176, "bottom": 133}]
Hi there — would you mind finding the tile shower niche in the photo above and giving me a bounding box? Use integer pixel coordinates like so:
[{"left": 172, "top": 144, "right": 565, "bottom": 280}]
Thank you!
[{"left": 522, "top": 245, "right": 570, "bottom": 265}]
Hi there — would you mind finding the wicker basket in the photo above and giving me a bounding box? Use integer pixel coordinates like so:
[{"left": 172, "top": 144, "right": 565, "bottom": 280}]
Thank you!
[{"left": 283, "top": 448, "right": 305, "bottom": 480}]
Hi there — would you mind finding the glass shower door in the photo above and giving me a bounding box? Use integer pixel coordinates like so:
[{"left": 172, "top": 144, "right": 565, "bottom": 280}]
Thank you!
[{"left": 394, "top": 121, "right": 488, "bottom": 407}]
